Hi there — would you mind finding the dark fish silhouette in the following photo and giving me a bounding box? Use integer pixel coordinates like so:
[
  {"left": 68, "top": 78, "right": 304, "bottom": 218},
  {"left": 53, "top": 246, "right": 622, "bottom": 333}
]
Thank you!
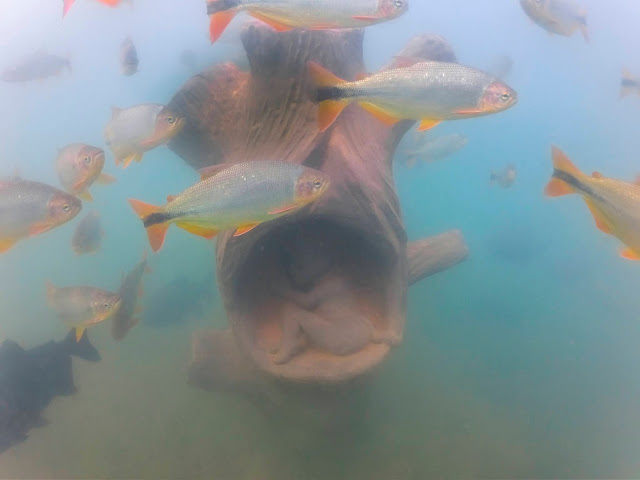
[
  {"left": 2, "top": 50, "right": 71, "bottom": 83},
  {"left": 0, "top": 331, "right": 100, "bottom": 454},
  {"left": 120, "top": 37, "right": 139, "bottom": 76},
  {"left": 144, "top": 274, "right": 214, "bottom": 328}
]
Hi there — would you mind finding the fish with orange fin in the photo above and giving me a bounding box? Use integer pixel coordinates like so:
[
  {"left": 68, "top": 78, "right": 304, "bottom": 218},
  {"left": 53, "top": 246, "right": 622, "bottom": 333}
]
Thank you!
[
  {"left": 63, "top": 0, "right": 132, "bottom": 17},
  {"left": 308, "top": 60, "right": 517, "bottom": 133},
  {"left": 46, "top": 283, "right": 121, "bottom": 342},
  {"left": 0, "top": 178, "right": 82, "bottom": 254},
  {"left": 104, "top": 104, "right": 185, "bottom": 168},
  {"left": 206, "top": 0, "right": 407, "bottom": 44},
  {"left": 545, "top": 146, "right": 640, "bottom": 261},
  {"left": 128, "top": 161, "right": 330, "bottom": 252},
  {"left": 56, "top": 143, "right": 116, "bottom": 202}
]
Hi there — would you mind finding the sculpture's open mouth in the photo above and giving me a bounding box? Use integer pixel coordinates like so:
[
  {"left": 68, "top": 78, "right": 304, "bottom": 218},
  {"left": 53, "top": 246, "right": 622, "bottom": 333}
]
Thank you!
[{"left": 227, "top": 215, "right": 404, "bottom": 383}]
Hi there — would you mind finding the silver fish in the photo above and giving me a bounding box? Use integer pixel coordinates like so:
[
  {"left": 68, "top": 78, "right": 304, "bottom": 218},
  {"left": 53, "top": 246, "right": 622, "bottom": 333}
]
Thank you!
[
  {"left": 403, "top": 133, "right": 468, "bottom": 167},
  {"left": 520, "top": 0, "right": 588, "bottom": 42},
  {"left": 2, "top": 50, "right": 71, "bottom": 83}
]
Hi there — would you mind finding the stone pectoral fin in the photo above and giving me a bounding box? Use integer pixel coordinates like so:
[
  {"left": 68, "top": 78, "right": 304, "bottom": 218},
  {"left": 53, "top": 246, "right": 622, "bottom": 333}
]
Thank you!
[{"left": 407, "top": 230, "right": 469, "bottom": 286}]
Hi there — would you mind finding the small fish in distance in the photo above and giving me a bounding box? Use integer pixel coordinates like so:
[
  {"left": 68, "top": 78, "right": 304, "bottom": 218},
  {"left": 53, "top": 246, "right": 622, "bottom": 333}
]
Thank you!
[
  {"left": 120, "top": 37, "right": 139, "bottom": 76},
  {"left": 620, "top": 69, "right": 640, "bottom": 98},
  {"left": 490, "top": 164, "right": 517, "bottom": 188},
  {"left": 104, "top": 104, "right": 185, "bottom": 168},
  {"left": 111, "top": 252, "right": 151, "bottom": 341},
  {"left": 308, "top": 60, "right": 517, "bottom": 132},
  {"left": 56, "top": 143, "right": 116, "bottom": 202},
  {"left": 520, "top": 0, "right": 588, "bottom": 42},
  {"left": 129, "top": 161, "right": 330, "bottom": 252},
  {"left": 206, "top": 0, "right": 408, "bottom": 44},
  {"left": 544, "top": 146, "right": 640, "bottom": 261},
  {"left": 71, "top": 211, "right": 103, "bottom": 255},
  {"left": 2, "top": 50, "right": 71, "bottom": 83},
  {"left": 0, "top": 178, "right": 82, "bottom": 253}
]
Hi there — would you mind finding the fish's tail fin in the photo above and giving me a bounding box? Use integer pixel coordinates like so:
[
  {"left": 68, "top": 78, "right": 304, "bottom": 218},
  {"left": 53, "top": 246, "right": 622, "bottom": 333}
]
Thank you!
[
  {"left": 62, "top": 0, "right": 75, "bottom": 17},
  {"left": 544, "top": 145, "right": 582, "bottom": 197},
  {"left": 128, "top": 199, "right": 169, "bottom": 253},
  {"left": 577, "top": 10, "right": 589, "bottom": 43},
  {"left": 63, "top": 329, "right": 101, "bottom": 362},
  {"left": 207, "top": 0, "right": 238, "bottom": 43},
  {"left": 307, "top": 61, "right": 350, "bottom": 132}
]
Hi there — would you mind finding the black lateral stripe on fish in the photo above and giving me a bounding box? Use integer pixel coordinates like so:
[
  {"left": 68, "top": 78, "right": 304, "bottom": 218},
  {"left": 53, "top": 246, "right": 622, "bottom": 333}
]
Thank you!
[{"left": 552, "top": 169, "right": 609, "bottom": 205}]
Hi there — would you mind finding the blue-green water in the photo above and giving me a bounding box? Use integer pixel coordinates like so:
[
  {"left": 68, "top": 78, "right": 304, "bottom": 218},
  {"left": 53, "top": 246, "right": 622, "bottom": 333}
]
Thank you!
[{"left": 2, "top": 0, "right": 640, "bottom": 478}]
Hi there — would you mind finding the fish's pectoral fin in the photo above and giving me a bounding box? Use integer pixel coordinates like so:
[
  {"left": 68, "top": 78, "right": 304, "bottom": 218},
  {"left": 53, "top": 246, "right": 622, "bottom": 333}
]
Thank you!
[
  {"left": 209, "top": 11, "right": 237, "bottom": 43},
  {"left": 359, "top": 102, "right": 402, "bottom": 127},
  {"left": 268, "top": 203, "right": 298, "bottom": 215},
  {"left": 249, "top": 12, "right": 293, "bottom": 32},
  {"left": 583, "top": 198, "right": 612, "bottom": 234},
  {"left": 77, "top": 190, "right": 93, "bottom": 202},
  {"left": 0, "top": 238, "right": 17, "bottom": 253},
  {"left": 417, "top": 118, "right": 442, "bottom": 131},
  {"left": 233, "top": 223, "right": 260, "bottom": 237},
  {"left": 620, "top": 248, "right": 640, "bottom": 261},
  {"left": 29, "top": 222, "right": 53, "bottom": 236},
  {"left": 121, "top": 153, "right": 142, "bottom": 168},
  {"left": 97, "top": 173, "right": 117, "bottom": 185},
  {"left": 176, "top": 222, "right": 219, "bottom": 239},
  {"left": 75, "top": 327, "right": 86, "bottom": 343}
]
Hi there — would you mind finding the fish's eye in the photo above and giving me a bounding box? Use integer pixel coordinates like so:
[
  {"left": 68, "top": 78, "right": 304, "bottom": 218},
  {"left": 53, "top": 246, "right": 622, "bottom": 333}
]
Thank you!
[
  {"left": 313, "top": 181, "right": 322, "bottom": 189},
  {"left": 394, "top": 0, "right": 403, "bottom": 7},
  {"left": 167, "top": 116, "right": 175, "bottom": 124},
  {"left": 500, "top": 93, "right": 510, "bottom": 102},
  {"left": 62, "top": 204, "right": 71, "bottom": 212},
  {"left": 83, "top": 156, "right": 91, "bottom": 165},
  {"left": 103, "top": 303, "right": 110, "bottom": 308}
]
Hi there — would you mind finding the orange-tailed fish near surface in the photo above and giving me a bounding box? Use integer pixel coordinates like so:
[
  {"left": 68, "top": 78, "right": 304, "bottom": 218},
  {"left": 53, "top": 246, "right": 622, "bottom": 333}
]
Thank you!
[
  {"left": 129, "top": 161, "right": 330, "bottom": 252},
  {"left": 520, "top": 0, "right": 588, "bottom": 42},
  {"left": 308, "top": 60, "right": 517, "bottom": 132},
  {"left": 0, "top": 178, "right": 82, "bottom": 253},
  {"left": 46, "top": 283, "right": 121, "bottom": 342},
  {"left": 206, "top": 0, "right": 408, "bottom": 43},
  {"left": 104, "top": 104, "right": 185, "bottom": 168},
  {"left": 56, "top": 143, "right": 116, "bottom": 202},
  {"left": 545, "top": 146, "right": 640, "bottom": 261},
  {"left": 63, "top": 0, "right": 131, "bottom": 17},
  {"left": 620, "top": 69, "right": 640, "bottom": 98}
]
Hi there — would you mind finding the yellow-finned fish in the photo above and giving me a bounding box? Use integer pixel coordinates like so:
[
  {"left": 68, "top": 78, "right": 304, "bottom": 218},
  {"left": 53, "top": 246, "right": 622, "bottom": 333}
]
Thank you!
[
  {"left": 0, "top": 178, "right": 82, "bottom": 253},
  {"left": 46, "top": 283, "right": 121, "bottom": 342},
  {"left": 520, "top": 0, "right": 588, "bottom": 42},
  {"left": 545, "top": 146, "right": 640, "bottom": 261},
  {"left": 128, "top": 161, "right": 330, "bottom": 252},
  {"left": 104, "top": 104, "right": 185, "bottom": 168},
  {"left": 56, "top": 143, "right": 116, "bottom": 202},
  {"left": 308, "top": 60, "right": 517, "bottom": 133},
  {"left": 206, "top": 0, "right": 408, "bottom": 43}
]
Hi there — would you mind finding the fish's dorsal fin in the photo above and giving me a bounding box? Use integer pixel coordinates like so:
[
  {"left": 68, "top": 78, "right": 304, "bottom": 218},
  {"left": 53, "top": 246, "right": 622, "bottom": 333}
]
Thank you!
[
  {"left": 198, "top": 163, "right": 234, "bottom": 181},
  {"left": 392, "top": 55, "right": 426, "bottom": 69},
  {"left": 633, "top": 176, "right": 640, "bottom": 186},
  {"left": 110, "top": 106, "right": 122, "bottom": 118},
  {"left": 592, "top": 171, "right": 603, "bottom": 179}
]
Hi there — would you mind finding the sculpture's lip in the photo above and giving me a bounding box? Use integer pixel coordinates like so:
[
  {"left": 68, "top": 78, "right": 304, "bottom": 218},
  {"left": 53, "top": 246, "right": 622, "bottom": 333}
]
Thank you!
[{"left": 225, "top": 213, "right": 404, "bottom": 383}]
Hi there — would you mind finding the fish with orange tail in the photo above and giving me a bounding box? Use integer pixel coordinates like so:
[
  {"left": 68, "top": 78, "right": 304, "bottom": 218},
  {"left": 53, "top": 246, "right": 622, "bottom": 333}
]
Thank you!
[
  {"left": 63, "top": 0, "right": 132, "bottom": 17},
  {"left": 545, "top": 146, "right": 640, "bottom": 260},
  {"left": 206, "top": 0, "right": 407, "bottom": 44},
  {"left": 129, "top": 161, "right": 330, "bottom": 252},
  {"left": 308, "top": 60, "right": 517, "bottom": 133}
]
